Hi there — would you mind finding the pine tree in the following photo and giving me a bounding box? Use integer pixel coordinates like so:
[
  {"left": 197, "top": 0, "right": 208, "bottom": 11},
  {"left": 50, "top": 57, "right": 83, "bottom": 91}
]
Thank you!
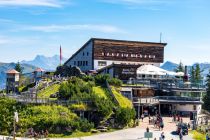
[
  {"left": 195, "top": 64, "right": 201, "bottom": 83},
  {"left": 190, "top": 66, "right": 195, "bottom": 83},
  {"left": 203, "top": 70, "right": 210, "bottom": 111},
  {"left": 15, "top": 62, "right": 23, "bottom": 74},
  {"left": 176, "top": 62, "right": 184, "bottom": 72}
]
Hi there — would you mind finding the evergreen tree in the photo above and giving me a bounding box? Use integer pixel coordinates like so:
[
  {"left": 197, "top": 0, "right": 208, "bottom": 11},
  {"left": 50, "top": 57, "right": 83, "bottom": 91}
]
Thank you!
[
  {"left": 190, "top": 66, "right": 195, "bottom": 83},
  {"left": 176, "top": 62, "right": 184, "bottom": 72},
  {"left": 15, "top": 62, "right": 23, "bottom": 74},
  {"left": 203, "top": 70, "right": 210, "bottom": 111},
  {"left": 195, "top": 63, "right": 202, "bottom": 83}
]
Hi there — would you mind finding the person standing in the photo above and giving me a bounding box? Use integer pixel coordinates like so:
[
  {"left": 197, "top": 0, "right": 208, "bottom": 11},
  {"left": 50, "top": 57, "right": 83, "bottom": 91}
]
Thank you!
[
  {"left": 179, "top": 131, "right": 183, "bottom": 140},
  {"left": 206, "top": 134, "right": 209, "bottom": 140},
  {"left": 141, "top": 114, "right": 144, "bottom": 122},
  {"left": 160, "top": 132, "right": 165, "bottom": 140}
]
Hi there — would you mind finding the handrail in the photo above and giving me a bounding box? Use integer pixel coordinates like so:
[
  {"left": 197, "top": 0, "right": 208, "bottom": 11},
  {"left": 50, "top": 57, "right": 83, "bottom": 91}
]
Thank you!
[{"left": 154, "top": 96, "right": 201, "bottom": 101}]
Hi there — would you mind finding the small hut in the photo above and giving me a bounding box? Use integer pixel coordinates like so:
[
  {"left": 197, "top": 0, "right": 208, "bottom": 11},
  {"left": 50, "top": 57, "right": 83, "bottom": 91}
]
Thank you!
[
  {"left": 6, "top": 69, "right": 20, "bottom": 93},
  {"left": 34, "top": 68, "right": 45, "bottom": 82}
]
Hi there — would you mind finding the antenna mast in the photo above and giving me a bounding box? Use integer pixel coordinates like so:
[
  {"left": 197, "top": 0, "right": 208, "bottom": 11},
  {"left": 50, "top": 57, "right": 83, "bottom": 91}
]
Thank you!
[{"left": 160, "top": 32, "right": 162, "bottom": 43}]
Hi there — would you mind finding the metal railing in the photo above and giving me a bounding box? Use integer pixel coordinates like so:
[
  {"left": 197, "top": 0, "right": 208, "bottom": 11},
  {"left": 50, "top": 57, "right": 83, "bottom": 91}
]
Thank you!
[
  {"left": 123, "top": 79, "right": 206, "bottom": 91},
  {"left": 155, "top": 96, "right": 201, "bottom": 102}
]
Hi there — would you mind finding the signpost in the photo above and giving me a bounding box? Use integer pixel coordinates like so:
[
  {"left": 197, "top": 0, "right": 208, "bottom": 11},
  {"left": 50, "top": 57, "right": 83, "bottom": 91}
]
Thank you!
[
  {"left": 144, "top": 132, "right": 153, "bottom": 140},
  {"left": 144, "top": 127, "right": 153, "bottom": 140}
]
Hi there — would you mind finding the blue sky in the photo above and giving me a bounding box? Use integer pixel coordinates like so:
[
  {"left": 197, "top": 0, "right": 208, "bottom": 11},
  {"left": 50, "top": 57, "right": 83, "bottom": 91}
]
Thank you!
[{"left": 0, "top": 0, "right": 209, "bottom": 65}]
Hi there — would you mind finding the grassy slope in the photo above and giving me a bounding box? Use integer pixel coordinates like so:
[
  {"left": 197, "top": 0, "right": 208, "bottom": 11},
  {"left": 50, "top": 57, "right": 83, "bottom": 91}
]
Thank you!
[
  {"left": 37, "top": 84, "right": 60, "bottom": 98},
  {"left": 111, "top": 86, "right": 133, "bottom": 108},
  {"left": 93, "top": 86, "right": 107, "bottom": 99}
]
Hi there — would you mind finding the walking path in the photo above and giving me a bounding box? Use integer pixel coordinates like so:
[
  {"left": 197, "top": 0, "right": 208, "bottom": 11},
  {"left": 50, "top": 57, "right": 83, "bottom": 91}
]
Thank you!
[{"left": 0, "top": 117, "right": 193, "bottom": 140}]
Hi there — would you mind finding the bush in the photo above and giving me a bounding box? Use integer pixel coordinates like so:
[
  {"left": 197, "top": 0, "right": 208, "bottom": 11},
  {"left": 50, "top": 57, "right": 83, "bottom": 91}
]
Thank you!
[
  {"left": 0, "top": 97, "right": 23, "bottom": 135},
  {"left": 114, "top": 107, "right": 136, "bottom": 127},
  {"left": 108, "top": 78, "right": 122, "bottom": 87},
  {"left": 94, "top": 74, "right": 110, "bottom": 85},
  {"left": 82, "top": 75, "right": 95, "bottom": 82},
  {"left": 78, "top": 119, "right": 94, "bottom": 132}
]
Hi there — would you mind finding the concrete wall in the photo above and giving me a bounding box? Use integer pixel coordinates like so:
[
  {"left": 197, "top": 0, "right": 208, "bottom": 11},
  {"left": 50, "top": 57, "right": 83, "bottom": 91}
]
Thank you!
[
  {"left": 173, "top": 104, "right": 202, "bottom": 114},
  {"left": 66, "top": 41, "right": 93, "bottom": 72},
  {"left": 94, "top": 59, "right": 160, "bottom": 70}
]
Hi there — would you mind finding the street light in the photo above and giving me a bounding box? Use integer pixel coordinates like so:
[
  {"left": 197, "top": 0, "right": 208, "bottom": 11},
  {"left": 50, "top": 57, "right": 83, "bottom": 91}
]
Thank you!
[{"left": 137, "top": 98, "right": 141, "bottom": 124}]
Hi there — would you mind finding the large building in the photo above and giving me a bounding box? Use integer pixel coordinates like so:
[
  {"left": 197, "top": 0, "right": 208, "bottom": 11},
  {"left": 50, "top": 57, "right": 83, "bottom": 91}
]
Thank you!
[{"left": 64, "top": 38, "right": 167, "bottom": 72}]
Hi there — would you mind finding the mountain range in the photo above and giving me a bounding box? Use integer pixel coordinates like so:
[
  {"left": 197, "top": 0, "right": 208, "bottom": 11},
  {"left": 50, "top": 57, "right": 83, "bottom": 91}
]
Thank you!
[
  {"left": 21, "top": 55, "right": 67, "bottom": 70},
  {"left": 161, "top": 61, "right": 210, "bottom": 78},
  {"left": 1, "top": 57, "right": 210, "bottom": 89},
  {"left": 0, "top": 55, "right": 68, "bottom": 89}
]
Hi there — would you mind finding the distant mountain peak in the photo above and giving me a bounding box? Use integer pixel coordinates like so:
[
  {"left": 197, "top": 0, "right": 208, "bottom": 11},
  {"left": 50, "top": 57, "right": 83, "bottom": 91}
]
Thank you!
[{"left": 21, "top": 54, "right": 67, "bottom": 70}]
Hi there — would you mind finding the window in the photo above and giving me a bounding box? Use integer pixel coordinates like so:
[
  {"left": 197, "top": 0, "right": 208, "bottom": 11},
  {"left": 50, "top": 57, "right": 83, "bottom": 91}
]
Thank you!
[
  {"left": 83, "top": 61, "right": 85, "bottom": 66},
  {"left": 87, "top": 52, "right": 89, "bottom": 56},
  {"left": 112, "top": 53, "right": 114, "bottom": 56},
  {"left": 116, "top": 53, "right": 119, "bottom": 56},
  {"left": 102, "top": 52, "right": 104, "bottom": 56},
  {"left": 153, "top": 55, "right": 156, "bottom": 58},
  {"left": 77, "top": 61, "right": 79, "bottom": 66},
  {"left": 140, "top": 55, "right": 142, "bottom": 58},
  {"left": 193, "top": 105, "right": 196, "bottom": 110},
  {"left": 144, "top": 55, "right": 147, "bottom": 58},
  {"left": 86, "top": 61, "right": 88, "bottom": 66},
  {"left": 98, "top": 61, "right": 107, "bottom": 66},
  {"left": 107, "top": 53, "right": 110, "bottom": 56},
  {"left": 83, "top": 52, "right": 85, "bottom": 56},
  {"left": 74, "top": 61, "right": 76, "bottom": 65}
]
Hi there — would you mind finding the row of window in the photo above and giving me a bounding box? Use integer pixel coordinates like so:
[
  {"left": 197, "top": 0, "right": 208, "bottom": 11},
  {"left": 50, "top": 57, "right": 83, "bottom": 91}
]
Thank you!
[
  {"left": 101, "top": 52, "right": 156, "bottom": 59},
  {"left": 83, "top": 52, "right": 89, "bottom": 56},
  {"left": 74, "top": 61, "right": 88, "bottom": 66}
]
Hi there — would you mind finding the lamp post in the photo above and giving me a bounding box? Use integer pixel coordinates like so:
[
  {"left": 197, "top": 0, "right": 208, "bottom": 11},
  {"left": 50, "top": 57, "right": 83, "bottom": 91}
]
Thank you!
[
  {"left": 13, "top": 109, "right": 18, "bottom": 140},
  {"left": 137, "top": 98, "right": 141, "bottom": 124}
]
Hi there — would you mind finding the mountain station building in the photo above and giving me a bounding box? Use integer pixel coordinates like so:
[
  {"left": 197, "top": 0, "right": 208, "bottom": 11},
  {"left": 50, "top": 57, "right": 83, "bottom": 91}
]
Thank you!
[{"left": 64, "top": 38, "right": 205, "bottom": 119}]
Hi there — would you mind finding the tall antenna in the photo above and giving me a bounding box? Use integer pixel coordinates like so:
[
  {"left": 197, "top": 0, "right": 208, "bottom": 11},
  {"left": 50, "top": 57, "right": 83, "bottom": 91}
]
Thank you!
[
  {"left": 60, "top": 45, "right": 62, "bottom": 66},
  {"left": 160, "top": 32, "right": 162, "bottom": 43}
]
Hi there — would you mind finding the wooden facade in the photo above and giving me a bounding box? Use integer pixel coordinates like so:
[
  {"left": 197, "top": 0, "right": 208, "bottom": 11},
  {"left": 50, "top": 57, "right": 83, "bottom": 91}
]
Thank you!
[
  {"left": 64, "top": 38, "right": 167, "bottom": 72},
  {"left": 132, "top": 88, "right": 155, "bottom": 97},
  {"left": 93, "top": 39, "right": 166, "bottom": 63}
]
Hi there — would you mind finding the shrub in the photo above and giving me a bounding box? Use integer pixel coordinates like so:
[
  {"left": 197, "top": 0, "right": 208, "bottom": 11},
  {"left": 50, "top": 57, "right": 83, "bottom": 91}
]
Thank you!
[
  {"left": 94, "top": 74, "right": 110, "bottom": 85},
  {"left": 114, "top": 107, "right": 136, "bottom": 127},
  {"left": 78, "top": 119, "right": 94, "bottom": 132},
  {"left": 108, "top": 78, "right": 122, "bottom": 87}
]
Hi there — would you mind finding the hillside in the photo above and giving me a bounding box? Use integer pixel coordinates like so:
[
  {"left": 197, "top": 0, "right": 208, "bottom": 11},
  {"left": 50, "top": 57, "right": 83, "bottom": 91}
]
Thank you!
[
  {"left": 0, "top": 63, "right": 36, "bottom": 89},
  {"left": 21, "top": 55, "right": 67, "bottom": 70}
]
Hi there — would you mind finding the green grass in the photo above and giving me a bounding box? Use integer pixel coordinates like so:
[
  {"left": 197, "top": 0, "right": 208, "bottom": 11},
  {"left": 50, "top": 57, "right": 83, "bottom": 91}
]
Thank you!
[
  {"left": 48, "top": 131, "right": 92, "bottom": 138},
  {"left": 48, "top": 129, "right": 119, "bottom": 138},
  {"left": 111, "top": 86, "right": 133, "bottom": 108},
  {"left": 93, "top": 86, "right": 108, "bottom": 99},
  {"left": 37, "top": 84, "right": 60, "bottom": 98},
  {"left": 69, "top": 103, "right": 88, "bottom": 111},
  {"left": 190, "top": 130, "right": 206, "bottom": 140}
]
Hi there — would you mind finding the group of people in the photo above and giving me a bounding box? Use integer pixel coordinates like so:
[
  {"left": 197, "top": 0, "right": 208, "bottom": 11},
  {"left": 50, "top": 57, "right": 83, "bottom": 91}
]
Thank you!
[
  {"left": 150, "top": 114, "right": 164, "bottom": 131},
  {"left": 172, "top": 114, "right": 183, "bottom": 123},
  {"left": 26, "top": 128, "right": 49, "bottom": 138}
]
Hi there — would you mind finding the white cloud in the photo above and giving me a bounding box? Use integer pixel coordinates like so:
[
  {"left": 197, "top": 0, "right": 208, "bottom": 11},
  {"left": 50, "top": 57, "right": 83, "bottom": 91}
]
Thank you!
[
  {"left": 23, "top": 24, "right": 125, "bottom": 33},
  {"left": 0, "top": 0, "right": 66, "bottom": 7},
  {"left": 101, "top": 0, "right": 170, "bottom": 5}
]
